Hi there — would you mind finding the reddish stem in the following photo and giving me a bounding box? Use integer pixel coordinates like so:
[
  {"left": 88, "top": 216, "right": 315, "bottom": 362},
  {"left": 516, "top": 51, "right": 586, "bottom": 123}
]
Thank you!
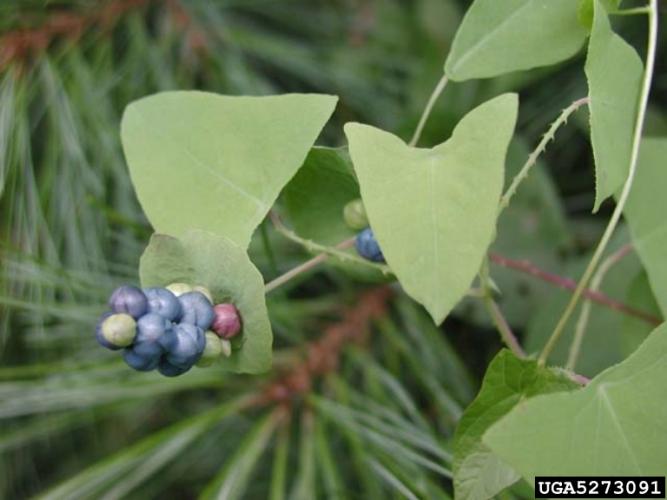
[{"left": 489, "top": 253, "right": 661, "bottom": 326}]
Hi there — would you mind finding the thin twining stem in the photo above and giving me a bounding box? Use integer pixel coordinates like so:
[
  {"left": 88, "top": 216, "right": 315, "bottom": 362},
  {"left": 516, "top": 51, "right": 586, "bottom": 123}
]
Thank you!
[
  {"left": 265, "top": 238, "right": 355, "bottom": 293},
  {"left": 484, "top": 295, "right": 526, "bottom": 357},
  {"left": 540, "top": 0, "right": 659, "bottom": 366},
  {"left": 269, "top": 211, "right": 391, "bottom": 275},
  {"left": 566, "top": 244, "right": 633, "bottom": 370},
  {"left": 480, "top": 258, "right": 526, "bottom": 357},
  {"left": 499, "top": 96, "right": 589, "bottom": 213},
  {"left": 409, "top": 74, "right": 449, "bottom": 147},
  {"left": 489, "top": 253, "right": 661, "bottom": 326}
]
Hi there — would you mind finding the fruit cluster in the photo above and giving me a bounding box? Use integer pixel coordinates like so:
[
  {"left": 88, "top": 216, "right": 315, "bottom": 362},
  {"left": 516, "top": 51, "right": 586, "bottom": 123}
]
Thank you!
[
  {"left": 95, "top": 283, "right": 242, "bottom": 377},
  {"left": 343, "top": 199, "right": 385, "bottom": 263}
]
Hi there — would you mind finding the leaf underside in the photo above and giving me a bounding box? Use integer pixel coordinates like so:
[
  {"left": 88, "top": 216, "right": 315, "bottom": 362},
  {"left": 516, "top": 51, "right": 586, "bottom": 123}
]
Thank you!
[
  {"left": 586, "top": 0, "right": 643, "bottom": 212},
  {"left": 345, "top": 93, "right": 518, "bottom": 324},
  {"left": 623, "top": 138, "right": 667, "bottom": 317},
  {"left": 484, "top": 322, "right": 667, "bottom": 482},
  {"left": 445, "top": 0, "right": 587, "bottom": 81},
  {"left": 121, "top": 91, "right": 338, "bottom": 249}
]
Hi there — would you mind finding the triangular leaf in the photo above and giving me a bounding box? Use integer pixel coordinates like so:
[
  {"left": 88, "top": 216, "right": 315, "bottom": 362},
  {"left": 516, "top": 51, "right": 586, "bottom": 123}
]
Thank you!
[
  {"left": 485, "top": 323, "right": 667, "bottom": 482},
  {"left": 139, "top": 230, "right": 272, "bottom": 373},
  {"left": 121, "top": 92, "right": 337, "bottom": 248},
  {"left": 345, "top": 94, "right": 518, "bottom": 324},
  {"left": 453, "top": 350, "right": 576, "bottom": 500},
  {"left": 586, "top": 0, "right": 643, "bottom": 211},
  {"left": 445, "top": 0, "right": 587, "bottom": 81}
]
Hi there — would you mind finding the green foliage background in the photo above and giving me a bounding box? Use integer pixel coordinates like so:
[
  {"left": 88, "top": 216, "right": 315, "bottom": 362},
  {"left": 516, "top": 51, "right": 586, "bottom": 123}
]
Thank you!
[{"left": 0, "top": 0, "right": 665, "bottom": 498}]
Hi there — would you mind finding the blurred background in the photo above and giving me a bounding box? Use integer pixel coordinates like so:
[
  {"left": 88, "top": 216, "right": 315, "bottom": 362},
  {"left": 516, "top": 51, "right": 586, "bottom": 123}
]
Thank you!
[{"left": 0, "top": 1, "right": 665, "bottom": 498}]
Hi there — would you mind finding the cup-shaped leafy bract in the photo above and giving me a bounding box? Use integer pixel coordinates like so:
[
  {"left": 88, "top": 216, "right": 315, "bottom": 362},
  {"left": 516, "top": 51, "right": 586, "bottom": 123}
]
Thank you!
[
  {"left": 345, "top": 93, "right": 518, "bottom": 324},
  {"left": 139, "top": 230, "right": 272, "bottom": 373},
  {"left": 121, "top": 92, "right": 337, "bottom": 249}
]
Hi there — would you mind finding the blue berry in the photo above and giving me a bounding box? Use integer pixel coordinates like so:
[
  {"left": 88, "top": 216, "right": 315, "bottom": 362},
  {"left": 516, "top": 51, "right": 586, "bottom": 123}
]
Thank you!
[
  {"left": 122, "top": 313, "right": 171, "bottom": 372},
  {"left": 178, "top": 292, "right": 215, "bottom": 330},
  {"left": 135, "top": 313, "right": 171, "bottom": 344},
  {"left": 158, "top": 358, "right": 190, "bottom": 377},
  {"left": 143, "top": 287, "right": 182, "bottom": 321},
  {"left": 123, "top": 348, "right": 160, "bottom": 371},
  {"left": 97, "top": 313, "right": 137, "bottom": 348},
  {"left": 108, "top": 285, "right": 148, "bottom": 319},
  {"left": 162, "top": 323, "right": 205, "bottom": 368},
  {"left": 355, "top": 228, "right": 385, "bottom": 262},
  {"left": 95, "top": 312, "right": 121, "bottom": 350}
]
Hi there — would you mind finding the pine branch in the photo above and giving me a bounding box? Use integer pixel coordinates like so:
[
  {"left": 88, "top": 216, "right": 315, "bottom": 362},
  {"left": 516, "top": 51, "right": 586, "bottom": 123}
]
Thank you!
[{"left": 256, "top": 287, "right": 393, "bottom": 407}]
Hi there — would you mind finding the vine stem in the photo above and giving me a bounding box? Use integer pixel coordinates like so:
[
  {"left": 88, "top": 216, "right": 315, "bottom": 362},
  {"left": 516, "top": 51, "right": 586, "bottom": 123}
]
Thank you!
[
  {"left": 489, "top": 253, "right": 660, "bottom": 325},
  {"left": 480, "top": 259, "right": 526, "bottom": 357},
  {"left": 499, "top": 96, "right": 589, "bottom": 212},
  {"left": 539, "top": 0, "right": 658, "bottom": 366},
  {"left": 566, "top": 244, "right": 633, "bottom": 370},
  {"left": 264, "top": 238, "right": 355, "bottom": 293},
  {"left": 269, "top": 211, "right": 390, "bottom": 274},
  {"left": 484, "top": 296, "right": 526, "bottom": 357},
  {"left": 409, "top": 74, "right": 448, "bottom": 147},
  {"left": 613, "top": 6, "right": 651, "bottom": 16}
]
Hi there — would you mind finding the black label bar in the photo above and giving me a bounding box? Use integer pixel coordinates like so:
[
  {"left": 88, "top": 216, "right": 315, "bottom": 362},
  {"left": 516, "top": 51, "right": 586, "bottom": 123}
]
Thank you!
[{"left": 535, "top": 477, "right": 666, "bottom": 498}]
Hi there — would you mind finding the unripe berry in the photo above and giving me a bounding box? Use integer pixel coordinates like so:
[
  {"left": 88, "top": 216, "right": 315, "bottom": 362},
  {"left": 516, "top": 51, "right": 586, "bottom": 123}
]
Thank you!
[
  {"left": 123, "top": 348, "right": 160, "bottom": 371},
  {"left": 178, "top": 292, "right": 215, "bottom": 330},
  {"left": 355, "top": 228, "right": 385, "bottom": 263},
  {"left": 143, "top": 287, "right": 182, "bottom": 321},
  {"left": 163, "top": 323, "right": 205, "bottom": 368},
  {"left": 98, "top": 313, "right": 137, "bottom": 348},
  {"left": 95, "top": 312, "right": 121, "bottom": 350},
  {"left": 220, "top": 338, "right": 232, "bottom": 358},
  {"left": 211, "top": 303, "right": 242, "bottom": 339},
  {"left": 343, "top": 199, "right": 369, "bottom": 230},
  {"left": 196, "top": 331, "right": 224, "bottom": 367},
  {"left": 192, "top": 285, "right": 213, "bottom": 304},
  {"left": 108, "top": 285, "right": 148, "bottom": 319},
  {"left": 166, "top": 282, "right": 193, "bottom": 297}
]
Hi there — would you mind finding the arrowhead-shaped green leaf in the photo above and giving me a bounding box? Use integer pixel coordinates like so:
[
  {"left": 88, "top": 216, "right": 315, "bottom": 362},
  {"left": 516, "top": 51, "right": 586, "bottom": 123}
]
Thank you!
[
  {"left": 139, "top": 230, "right": 272, "bottom": 373},
  {"left": 345, "top": 94, "right": 518, "bottom": 324},
  {"left": 445, "top": 0, "right": 587, "bottom": 81},
  {"left": 453, "top": 350, "right": 576, "bottom": 500},
  {"left": 586, "top": 0, "right": 643, "bottom": 212},
  {"left": 623, "top": 138, "right": 667, "bottom": 316},
  {"left": 485, "top": 323, "right": 667, "bottom": 481},
  {"left": 121, "top": 92, "right": 338, "bottom": 248}
]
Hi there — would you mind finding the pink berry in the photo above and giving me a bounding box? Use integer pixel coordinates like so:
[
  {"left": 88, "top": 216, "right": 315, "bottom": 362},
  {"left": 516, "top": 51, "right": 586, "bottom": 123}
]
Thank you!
[{"left": 211, "top": 303, "right": 242, "bottom": 339}]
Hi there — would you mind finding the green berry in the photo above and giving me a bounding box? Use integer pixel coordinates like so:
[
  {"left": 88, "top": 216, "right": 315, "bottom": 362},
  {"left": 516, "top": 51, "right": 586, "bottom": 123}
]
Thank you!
[
  {"left": 100, "top": 313, "right": 137, "bottom": 348},
  {"left": 196, "top": 331, "right": 224, "bottom": 367},
  {"left": 166, "top": 282, "right": 193, "bottom": 297},
  {"left": 343, "top": 199, "right": 368, "bottom": 230},
  {"left": 220, "top": 338, "right": 232, "bottom": 358}
]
